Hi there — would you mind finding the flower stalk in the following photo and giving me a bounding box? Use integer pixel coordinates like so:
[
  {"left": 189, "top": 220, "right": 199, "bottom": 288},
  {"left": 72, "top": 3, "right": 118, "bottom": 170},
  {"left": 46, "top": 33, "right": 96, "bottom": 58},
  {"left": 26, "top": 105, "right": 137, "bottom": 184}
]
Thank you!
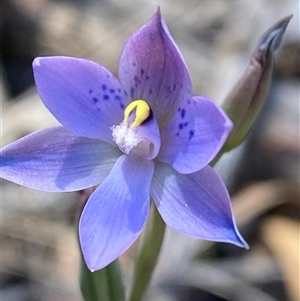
[
  {"left": 128, "top": 203, "right": 166, "bottom": 301},
  {"left": 80, "top": 256, "right": 125, "bottom": 301}
]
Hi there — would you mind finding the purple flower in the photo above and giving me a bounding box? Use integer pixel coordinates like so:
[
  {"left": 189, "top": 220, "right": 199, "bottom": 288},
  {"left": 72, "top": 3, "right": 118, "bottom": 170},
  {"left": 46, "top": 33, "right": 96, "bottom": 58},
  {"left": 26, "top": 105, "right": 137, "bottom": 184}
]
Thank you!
[{"left": 0, "top": 10, "right": 248, "bottom": 271}]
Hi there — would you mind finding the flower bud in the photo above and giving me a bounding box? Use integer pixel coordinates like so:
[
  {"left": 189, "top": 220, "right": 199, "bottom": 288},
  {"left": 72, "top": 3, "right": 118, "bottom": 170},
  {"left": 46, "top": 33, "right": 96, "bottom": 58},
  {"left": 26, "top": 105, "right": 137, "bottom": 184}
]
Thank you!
[{"left": 222, "top": 14, "right": 293, "bottom": 151}]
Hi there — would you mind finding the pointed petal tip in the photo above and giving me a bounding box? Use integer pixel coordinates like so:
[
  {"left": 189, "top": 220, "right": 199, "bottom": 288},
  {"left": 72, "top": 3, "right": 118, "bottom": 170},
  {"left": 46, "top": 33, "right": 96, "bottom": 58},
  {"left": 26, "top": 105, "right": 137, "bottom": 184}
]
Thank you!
[
  {"left": 243, "top": 241, "right": 250, "bottom": 250},
  {"left": 203, "top": 223, "right": 249, "bottom": 250},
  {"left": 80, "top": 240, "right": 107, "bottom": 271},
  {"left": 280, "top": 14, "right": 293, "bottom": 24},
  {"left": 83, "top": 257, "right": 101, "bottom": 272},
  {"left": 83, "top": 257, "right": 103, "bottom": 272},
  {"left": 214, "top": 224, "right": 249, "bottom": 249},
  {"left": 226, "top": 215, "right": 249, "bottom": 250},
  {"left": 88, "top": 266, "right": 95, "bottom": 273},
  {"left": 232, "top": 233, "right": 249, "bottom": 249},
  {"left": 271, "top": 13, "right": 293, "bottom": 32},
  {"left": 272, "top": 14, "right": 293, "bottom": 50},
  {"left": 259, "top": 14, "right": 293, "bottom": 52},
  {"left": 152, "top": 6, "right": 164, "bottom": 29},
  {"left": 203, "top": 232, "right": 249, "bottom": 250}
]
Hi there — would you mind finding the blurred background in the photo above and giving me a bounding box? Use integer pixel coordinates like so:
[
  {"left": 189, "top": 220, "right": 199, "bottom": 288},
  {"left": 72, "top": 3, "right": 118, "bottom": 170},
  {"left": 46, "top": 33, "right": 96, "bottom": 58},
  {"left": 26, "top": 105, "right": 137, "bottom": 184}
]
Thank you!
[{"left": 1, "top": 0, "right": 299, "bottom": 300}]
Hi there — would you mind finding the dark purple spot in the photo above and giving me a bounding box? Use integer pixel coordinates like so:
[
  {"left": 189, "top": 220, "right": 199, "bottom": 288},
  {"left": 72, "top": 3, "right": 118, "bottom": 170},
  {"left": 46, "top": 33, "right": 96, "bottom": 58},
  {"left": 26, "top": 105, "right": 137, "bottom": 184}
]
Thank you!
[
  {"left": 130, "top": 87, "right": 135, "bottom": 98},
  {"left": 109, "top": 89, "right": 115, "bottom": 93},
  {"left": 93, "top": 97, "right": 99, "bottom": 103},
  {"left": 179, "top": 123, "right": 184, "bottom": 130},
  {"left": 124, "top": 91, "right": 128, "bottom": 96},
  {"left": 146, "top": 76, "right": 149, "bottom": 80},
  {"left": 178, "top": 107, "right": 181, "bottom": 112},
  {"left": 106, "top": 74, "right": 110, "bottom": 78},
  {"left": 117, "top": 88, "right": 121, "bottom": 93},
  {"left": 173, "top": 84, "right": 176, "bottom": 91},
  {"left": 120, "top": 103, "right": 125, "bottom": 109},
  {"left": 184, "top": 122, "right": 188, "bottom": 127},
  {"left": 189, "top": 130, "right": 194, "bottom": 139},
  {"left": 176, "top": 132, "right": 179, "bottom": 136},
  {"left": 102, "top": 84, "right": 107, "bottom": 91},
  {"left": 187, "top": 100, "right": 191, "bottom": 104},
  {"left": 181, "top": 108, "right": 186, "bottom": 119},
  {"left": 140, "top": 69, "right": 145, "bottom": 75},
  {"left": 149, "top": 89, "right": 152, "bottom": 95},
  {"left": 103, "top": 94, "right": 110, "bottom": 100},
  {"left": 115, "top": 95, "right": 121, "bottom": 101},
  {"left": 134, "top": 75, "right": 141, "bottom": 85},
  {"left": 89, "top": 89, "right": 93, "bottom": 94},
  {"left": 167, "top": 86, "right": 172, "bottom": 93},
  {"left": 132, "top": 62, "right": 136, "bottom": 67}
]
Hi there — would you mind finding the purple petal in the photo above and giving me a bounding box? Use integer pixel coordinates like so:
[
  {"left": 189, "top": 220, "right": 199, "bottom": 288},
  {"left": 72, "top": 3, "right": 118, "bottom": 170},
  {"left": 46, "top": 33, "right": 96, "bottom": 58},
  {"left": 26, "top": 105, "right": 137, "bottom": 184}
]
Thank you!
[
  {"left": 33, "top": 56, "right": 125, "bottom": 143},
  {"left": 79, "top": 154, "right": 154, "bottom": 271},
  {"left": 0, "top": 127, "right": 121, "bottom": 192},
  {"left": 118, "top": 9, "right": 192, "bottom": 128},
  {"left": 158, "top": 96, "right": 233, "bottom": 173},
  {"left": 151, "top": 163, "right": 248, "bottom": 248}
]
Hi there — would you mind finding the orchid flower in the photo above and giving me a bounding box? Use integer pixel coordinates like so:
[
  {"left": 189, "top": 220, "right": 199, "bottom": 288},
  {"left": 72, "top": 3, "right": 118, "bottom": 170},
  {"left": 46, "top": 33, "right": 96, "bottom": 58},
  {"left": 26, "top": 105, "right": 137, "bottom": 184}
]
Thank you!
[{"left": 0, "top": 9, "right": 248, "bottom": 272}]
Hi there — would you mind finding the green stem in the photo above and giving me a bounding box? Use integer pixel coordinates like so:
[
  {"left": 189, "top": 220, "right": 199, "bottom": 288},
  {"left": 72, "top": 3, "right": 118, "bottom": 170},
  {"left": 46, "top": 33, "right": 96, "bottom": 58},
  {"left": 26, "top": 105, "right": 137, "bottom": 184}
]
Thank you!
[
  {"left": 80, "top": 256, "right": 125, "bottom": 301},
  {"left": 128, "top": 203, "right": 166, "bottom": 301}
]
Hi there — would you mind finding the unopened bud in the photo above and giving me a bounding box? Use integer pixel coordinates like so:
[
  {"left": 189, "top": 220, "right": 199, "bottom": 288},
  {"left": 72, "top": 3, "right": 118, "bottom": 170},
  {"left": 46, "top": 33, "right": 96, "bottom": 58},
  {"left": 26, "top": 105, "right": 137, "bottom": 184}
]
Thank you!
[{"left": 222, "top": 15, "right": 293, "bottom": 151}]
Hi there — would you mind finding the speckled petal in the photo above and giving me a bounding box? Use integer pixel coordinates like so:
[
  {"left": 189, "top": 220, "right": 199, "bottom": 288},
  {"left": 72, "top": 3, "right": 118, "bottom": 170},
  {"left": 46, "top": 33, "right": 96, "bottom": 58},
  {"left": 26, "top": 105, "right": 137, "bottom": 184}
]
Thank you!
[
  {"left": 151, "top": 162, "right": 248, "bottom": 248},
  {"left": 158, "top": 96, "right": 233, "bottom": 173},
  {"left": 0, "top": 127, "right": 121, "bottom": 191},
  {"left": 118, "top": 9, "right": 192, "bottom": 128},
  {"left": 79, "top": 154, "right": 154, "bottom": 271},
  {"left": 33, "top": 56, "right": 126, "bottom": 143}
]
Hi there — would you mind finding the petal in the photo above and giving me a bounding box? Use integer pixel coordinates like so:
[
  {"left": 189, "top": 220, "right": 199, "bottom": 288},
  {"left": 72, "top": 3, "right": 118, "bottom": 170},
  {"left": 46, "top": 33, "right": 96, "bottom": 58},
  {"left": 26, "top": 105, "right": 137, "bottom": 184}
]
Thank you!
[
  {"left": 79, "top": 154, "right": 154, "bottom": 271},
  {"left": 151, "top": 163, "right": 248, "bottom": 248},
  {"left": 33, "top": 56, "right": 126, "bottom": 143},
  {"left": 158, "top": 96, "right": 233, "bottom": 173},
  {"left": 118, "top": 9, "right": 192, "bottom": 128},
  {"left": 0, "top": 127, "right": 121, "bottom": 192}
]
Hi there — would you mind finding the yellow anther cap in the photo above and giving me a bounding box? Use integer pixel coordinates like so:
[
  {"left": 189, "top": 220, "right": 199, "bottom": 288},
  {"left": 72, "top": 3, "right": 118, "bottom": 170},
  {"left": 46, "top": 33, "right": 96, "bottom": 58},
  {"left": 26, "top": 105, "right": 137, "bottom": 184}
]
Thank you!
[{"left": 124, "top": 100, "right": 151, "bottom": 128}]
